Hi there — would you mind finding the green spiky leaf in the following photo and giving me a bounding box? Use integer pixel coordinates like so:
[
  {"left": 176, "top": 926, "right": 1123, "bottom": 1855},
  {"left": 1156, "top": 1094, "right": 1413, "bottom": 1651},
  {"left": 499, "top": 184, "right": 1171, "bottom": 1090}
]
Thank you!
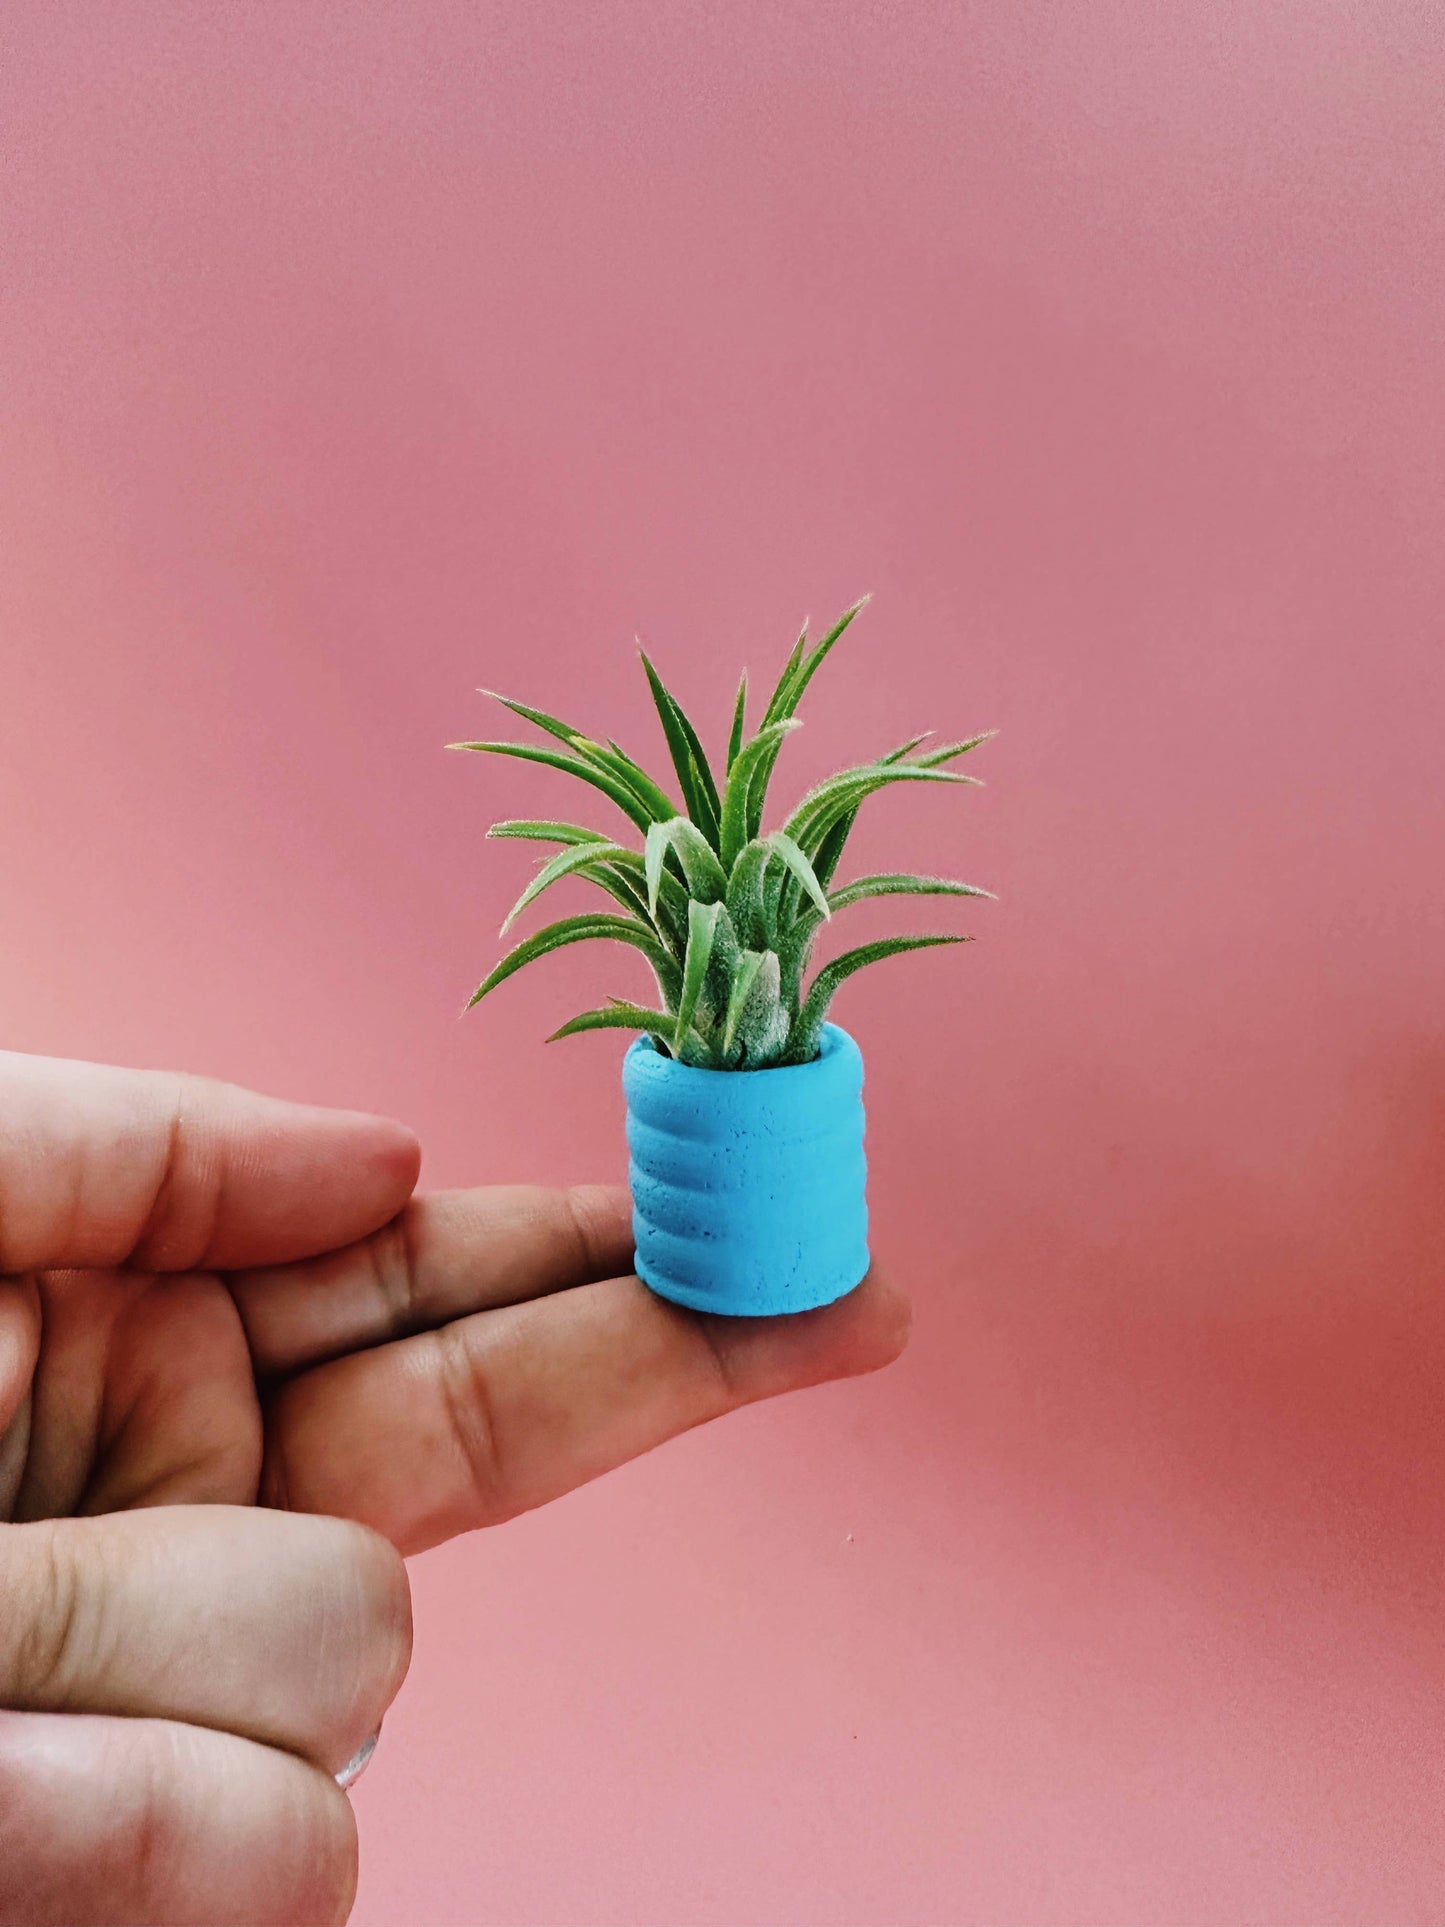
[
  {"left": 487, "top": 820, "right": 610, "bottom": 847},
  {"left": 765, "top": 597, "right": 868, "bottom": 726},
  {"left": 675, "top": 899, "right": 721, "bottom": 1052},
  {"left": 479, "top": 692, "right": 677, "bottom": 821},
  {"left": 878, "top": 734, "right": 931, "bottom": 765},
  {"left": 724, "top": 838, "right": 771, "bottom": 949},
  {"left": 593, "top": 861, "right": 654, "bottom": 926},
  {"left": 785, "top": 761, "right": 983, "bottom": 860},
  {"left": 721, "top": 949, "right": 766, "bottom": 1056},
  {"left": 718, "top": 719, "right": 800, "bottom": 868},
  {"left": 778, "top": 766, "right": 981, "bottom": 925},
  {"left": 504, "top": 846, "right": 655, "bottom": 929},
  {"left": 550, "top": 1000, "right": 714, "bottom": 1066},
  {"left": 549, "top": 1000, "right": 667, "bottom": 1039},
  {"left": 786, "top": 934, "right": 969, "bottom": 1064},
  {"left": 699, "top": 897, "right": 742, "bottom": 1030},
  {"left": 810, "top": 806, "right": 859, "bottom": 891},
  {"left": 765, "top": 830, "right": 831, "bottom": 922},
  {"left": 722, "top": 949, "right": 768, "bottom": 1058},
  {"left": 911, "top": 730, "right": 997, "bottom": 767},
  {"left": 726, "top": 674, "right": 748, "bottom": 772},
  {"left": 732, "top": 950, "right": 789, "bottom": 1064},
  {"left": 645, "top": 816, "right": 729, "bottom": 918},
  {"left": 639, "top": 653, "right": 722, "bottom": 846},
  {"left": 449, "top": 741, "right": 660, "bottom": 834},
  {"left": 478, "top": 690, "right": 593, "bottom": 752},
  {"left": 467, "top": 913, "right": 675, "bottom": 1009},
  {"left": 779, "top": 871, "right": 989, "bottom": 968},
  {"left": 826, "top": 873, "right": 995, "bottom": 912},
  {"left": 743, "top": 602, "right": 864, "bottom": 840},
  {"left": 760, "top": 621, "right": 809, "bottom": 728},
  {"left": 500, "top": 840, "right": 636, "bottom": 933}
]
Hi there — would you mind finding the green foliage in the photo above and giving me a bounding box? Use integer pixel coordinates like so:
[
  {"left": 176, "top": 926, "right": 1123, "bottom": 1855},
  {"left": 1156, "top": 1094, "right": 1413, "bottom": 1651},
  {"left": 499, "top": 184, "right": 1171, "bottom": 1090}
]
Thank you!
[{"left": 453, "top": 603, "right": 992, "bottom": 1067}]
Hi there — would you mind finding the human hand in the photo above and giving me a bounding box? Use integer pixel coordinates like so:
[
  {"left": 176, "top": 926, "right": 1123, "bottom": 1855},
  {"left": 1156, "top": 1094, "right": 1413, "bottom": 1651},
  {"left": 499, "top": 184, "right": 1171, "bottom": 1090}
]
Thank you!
[{"left": 0, "top": 1051, "right": 908, "bottom": 1923}]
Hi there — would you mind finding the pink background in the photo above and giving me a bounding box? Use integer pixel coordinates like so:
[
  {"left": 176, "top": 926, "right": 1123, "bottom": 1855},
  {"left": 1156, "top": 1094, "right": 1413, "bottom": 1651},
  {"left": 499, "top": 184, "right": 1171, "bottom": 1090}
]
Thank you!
[{"left": 3, "top": 4, "right": 1443, "bottom": 1922}]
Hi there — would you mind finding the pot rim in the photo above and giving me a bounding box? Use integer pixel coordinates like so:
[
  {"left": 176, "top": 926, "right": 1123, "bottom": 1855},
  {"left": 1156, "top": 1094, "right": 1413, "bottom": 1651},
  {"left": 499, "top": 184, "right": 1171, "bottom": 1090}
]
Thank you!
[{"left": 624, "top": 1021, "right": 857, "bottom": 1084}]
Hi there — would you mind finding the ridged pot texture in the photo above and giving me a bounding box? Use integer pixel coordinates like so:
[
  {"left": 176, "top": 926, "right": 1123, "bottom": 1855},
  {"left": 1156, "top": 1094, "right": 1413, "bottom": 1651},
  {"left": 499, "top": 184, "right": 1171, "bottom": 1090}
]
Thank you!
[{"left": 623, "top": 1023, "right": 869, "bottom": 1317}]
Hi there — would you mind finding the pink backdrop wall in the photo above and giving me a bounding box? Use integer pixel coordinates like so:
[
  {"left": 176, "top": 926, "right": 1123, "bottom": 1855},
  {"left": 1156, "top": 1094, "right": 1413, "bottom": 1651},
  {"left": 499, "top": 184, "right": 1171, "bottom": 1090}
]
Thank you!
[{"left": 3, "top": 5, "right": 1443, "bottom": 1922}]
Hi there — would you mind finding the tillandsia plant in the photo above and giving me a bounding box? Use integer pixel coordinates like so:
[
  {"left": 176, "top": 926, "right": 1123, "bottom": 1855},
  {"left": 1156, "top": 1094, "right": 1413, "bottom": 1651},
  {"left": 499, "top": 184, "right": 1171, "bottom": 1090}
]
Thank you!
[{"left": 451, "top": 599, "right": 993, "bottom": 1071}]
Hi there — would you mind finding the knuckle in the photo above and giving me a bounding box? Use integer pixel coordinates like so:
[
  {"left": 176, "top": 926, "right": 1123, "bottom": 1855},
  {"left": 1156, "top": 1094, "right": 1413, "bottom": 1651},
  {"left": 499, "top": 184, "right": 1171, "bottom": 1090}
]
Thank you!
[
  {"left": 560, "top": 1182, "right": 633, "bottom": 1283},
  {"left": 435, "top": 1324, "right": 511, "bottom": 1525},
  {"left": 365, "top": 1205, "right": 422, "bottom": 1334},
  {"left": 128, "top": 1072, "right": 226, "bottom": 1271},
  {"left": 3, "top": 1522, "right": 96, "bottom": 1706}
]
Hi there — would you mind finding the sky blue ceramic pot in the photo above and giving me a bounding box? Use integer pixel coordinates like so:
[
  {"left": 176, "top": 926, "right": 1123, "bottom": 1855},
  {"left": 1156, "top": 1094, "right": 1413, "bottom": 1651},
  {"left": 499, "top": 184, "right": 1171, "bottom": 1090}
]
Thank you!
[{"left": 623, "top": 1023, "right": 869, "bottom": 1317}]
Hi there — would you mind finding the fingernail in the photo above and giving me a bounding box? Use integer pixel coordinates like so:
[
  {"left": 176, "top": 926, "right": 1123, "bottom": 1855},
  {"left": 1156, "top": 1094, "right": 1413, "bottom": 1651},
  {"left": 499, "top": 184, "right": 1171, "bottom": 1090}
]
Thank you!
[{"left": 336, "top": 1727, "right": 381, "bottom": 1791}]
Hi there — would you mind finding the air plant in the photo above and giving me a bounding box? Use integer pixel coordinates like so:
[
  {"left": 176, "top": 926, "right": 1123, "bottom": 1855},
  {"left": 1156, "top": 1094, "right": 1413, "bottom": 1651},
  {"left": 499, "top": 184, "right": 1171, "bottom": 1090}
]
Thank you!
[{"left": 451, "top": 599, "right": 992, "bottom": 1070}]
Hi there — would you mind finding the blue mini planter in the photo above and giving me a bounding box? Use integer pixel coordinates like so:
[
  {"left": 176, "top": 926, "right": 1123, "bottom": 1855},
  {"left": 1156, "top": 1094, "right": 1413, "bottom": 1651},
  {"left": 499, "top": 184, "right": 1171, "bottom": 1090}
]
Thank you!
[{"left": 623, "top": 1023, "right": 869, "bottom": 1317}]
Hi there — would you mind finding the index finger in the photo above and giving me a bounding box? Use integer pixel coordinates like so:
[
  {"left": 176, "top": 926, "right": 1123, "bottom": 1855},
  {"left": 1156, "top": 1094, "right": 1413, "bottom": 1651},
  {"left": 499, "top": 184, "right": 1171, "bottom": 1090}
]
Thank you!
[
  {"left": 264, "top": 1266, "right": 911, "bottom": 1555},
  {"left": 0, "top": 1506, "right": 410, "bottom": 1775},
  {"left": 0, "top": 1052, "right": 420, "bottom": 1273}
]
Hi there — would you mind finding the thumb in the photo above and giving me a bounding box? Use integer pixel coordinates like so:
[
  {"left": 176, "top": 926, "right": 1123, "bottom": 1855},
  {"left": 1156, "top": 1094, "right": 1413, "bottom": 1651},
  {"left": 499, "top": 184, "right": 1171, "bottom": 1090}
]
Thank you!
[
  {"left": 0, "top": 1506, "right": 411, "bottom": 1775},
  {"left": 0, "top": 1507, "right": 411, "bottom": 1924}
]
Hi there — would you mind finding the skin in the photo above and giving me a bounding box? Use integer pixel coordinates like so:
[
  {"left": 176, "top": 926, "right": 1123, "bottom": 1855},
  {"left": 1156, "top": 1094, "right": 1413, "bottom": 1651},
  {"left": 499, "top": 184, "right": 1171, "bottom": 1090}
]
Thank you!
[{"left": 0, "top": 1052, "right": 908, "bottom": 1926}]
